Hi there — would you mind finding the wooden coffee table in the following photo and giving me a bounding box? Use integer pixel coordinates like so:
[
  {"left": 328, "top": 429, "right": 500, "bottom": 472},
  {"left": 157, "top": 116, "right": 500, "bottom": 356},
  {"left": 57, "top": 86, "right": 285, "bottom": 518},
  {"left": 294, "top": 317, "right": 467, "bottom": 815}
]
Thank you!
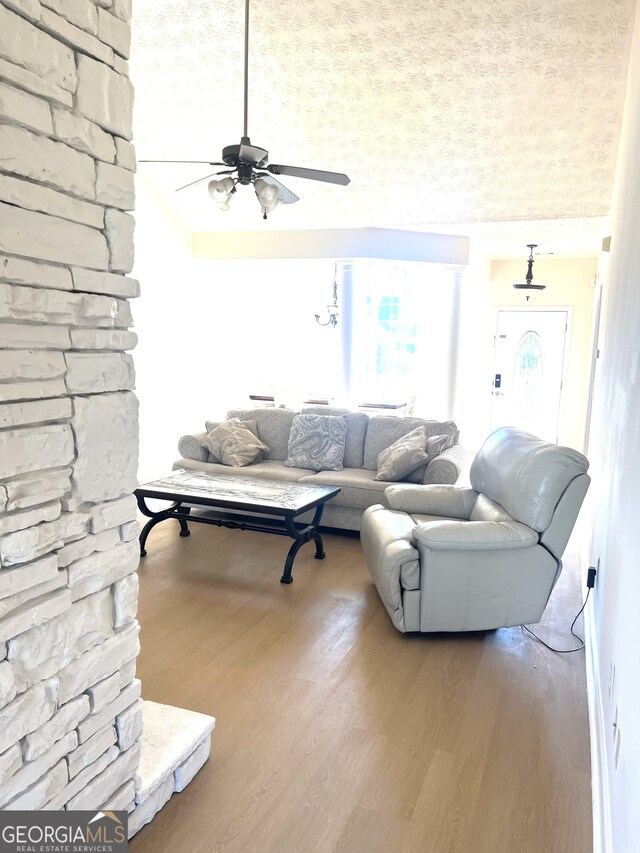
[{"left": 135, "top": 469, "right": 340, "bottom": 584}]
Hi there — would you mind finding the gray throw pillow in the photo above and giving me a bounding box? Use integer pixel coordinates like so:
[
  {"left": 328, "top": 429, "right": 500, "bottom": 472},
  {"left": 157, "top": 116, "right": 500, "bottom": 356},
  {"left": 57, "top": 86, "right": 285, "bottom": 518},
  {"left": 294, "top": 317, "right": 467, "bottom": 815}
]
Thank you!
[
  {"left": 375, "top": 426, "right": 429, "bottom": 481},
  {"left": 202, "top": 418, "right": 269, "bottom": 467},
  {"left": 284, "top": 413, "right": 347, "bottom": 471},
  {"left": 426, "top": 433, "right": 454, "bottom": 458}
]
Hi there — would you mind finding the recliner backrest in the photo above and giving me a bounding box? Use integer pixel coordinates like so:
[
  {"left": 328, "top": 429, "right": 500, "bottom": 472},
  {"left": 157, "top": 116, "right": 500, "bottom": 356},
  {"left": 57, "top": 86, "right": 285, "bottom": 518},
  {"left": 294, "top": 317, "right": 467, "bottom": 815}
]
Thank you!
[{"left": 469, "top": 427, "right": 589, "bottom": 532}]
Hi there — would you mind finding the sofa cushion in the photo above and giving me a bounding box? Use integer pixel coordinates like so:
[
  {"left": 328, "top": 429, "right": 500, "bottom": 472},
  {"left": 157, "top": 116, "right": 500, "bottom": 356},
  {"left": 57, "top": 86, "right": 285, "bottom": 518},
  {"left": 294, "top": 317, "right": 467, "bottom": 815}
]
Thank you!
[
  {"left": 227, "top": 408, "right": 295, "bottom": 461},
  {"left": 410, "top": 513, "right": 460, "bottom": 525},
  {"left": 363, "top": 416, "right": 459, "bottom": 471},
  {"left": 300, "top": 468, "right": 390, "bottom": 510},
  {"left": 285, "top": 413, "right": 347, "bottom": 471},
  {"left": 302, "top": 406, "right": 369, "bottom": 468},
  {"left": 374, "top": 426, "right": 429, "bottom": 481},
  {"left": 203, "top": 418, "right": 269, "bottom": 467},
  {"left": 174, "top": 458, "right": 315, "bottom": 482}
]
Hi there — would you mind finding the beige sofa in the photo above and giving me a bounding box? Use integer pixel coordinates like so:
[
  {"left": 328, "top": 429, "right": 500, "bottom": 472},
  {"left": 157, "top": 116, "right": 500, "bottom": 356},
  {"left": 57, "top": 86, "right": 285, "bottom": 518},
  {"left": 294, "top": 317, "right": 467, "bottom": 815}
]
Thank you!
[{"left": 175, "top": 406, "right": 468, "bottom": 531}]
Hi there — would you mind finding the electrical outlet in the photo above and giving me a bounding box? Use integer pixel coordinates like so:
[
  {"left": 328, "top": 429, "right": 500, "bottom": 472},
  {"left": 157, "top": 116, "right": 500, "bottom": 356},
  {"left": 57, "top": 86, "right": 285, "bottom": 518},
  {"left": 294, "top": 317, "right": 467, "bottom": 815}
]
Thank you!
[{"left": 608, "top": 661, "right": 616, "bottom": 702}]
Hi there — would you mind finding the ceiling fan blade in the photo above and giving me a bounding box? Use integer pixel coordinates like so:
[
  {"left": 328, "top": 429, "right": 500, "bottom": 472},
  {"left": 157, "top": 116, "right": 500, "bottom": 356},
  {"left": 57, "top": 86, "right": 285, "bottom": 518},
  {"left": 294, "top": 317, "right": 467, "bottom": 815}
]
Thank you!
[
  {"left": 239, "top": 143, "right": 269, "bottom": 166},
  {"left": 256, "top": 174, "right": 299, "bottom": 205},
  {"left": 140, "top": 160, "right": 226, "bottom": 165},
  {"left": 175, "top": 170, "right": 232, "bottom": 192},
  {"left": 267, "top": 164, "right": 350, "bottom": 186}
]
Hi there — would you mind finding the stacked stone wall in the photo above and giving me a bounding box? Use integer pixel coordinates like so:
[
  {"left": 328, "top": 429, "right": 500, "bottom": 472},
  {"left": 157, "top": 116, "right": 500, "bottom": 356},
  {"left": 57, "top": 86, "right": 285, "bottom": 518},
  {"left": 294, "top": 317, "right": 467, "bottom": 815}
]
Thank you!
[{"left": 0, "top": 0, "right": 141, "bottom": 811}]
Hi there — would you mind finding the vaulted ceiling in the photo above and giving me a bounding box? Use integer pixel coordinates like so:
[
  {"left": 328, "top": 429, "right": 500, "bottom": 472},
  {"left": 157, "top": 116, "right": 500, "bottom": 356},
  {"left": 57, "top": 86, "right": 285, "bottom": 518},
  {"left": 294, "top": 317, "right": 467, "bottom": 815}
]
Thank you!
[{"left": 131, "top": 0, "right": 636, "bottom": 254}]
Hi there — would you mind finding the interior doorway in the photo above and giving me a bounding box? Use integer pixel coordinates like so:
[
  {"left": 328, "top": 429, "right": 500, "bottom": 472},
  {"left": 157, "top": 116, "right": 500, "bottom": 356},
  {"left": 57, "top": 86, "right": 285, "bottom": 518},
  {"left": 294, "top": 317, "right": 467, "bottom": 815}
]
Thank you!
[{"left": 491, "top": 309, "right": 569, "bottom": 443}]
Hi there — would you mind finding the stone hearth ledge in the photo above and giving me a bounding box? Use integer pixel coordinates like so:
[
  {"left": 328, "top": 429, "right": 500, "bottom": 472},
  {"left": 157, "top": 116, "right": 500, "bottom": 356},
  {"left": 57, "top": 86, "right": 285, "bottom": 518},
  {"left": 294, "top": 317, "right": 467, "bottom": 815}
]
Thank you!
[{"left": 128, "top": 700, "right": 215, "bottom": 838}]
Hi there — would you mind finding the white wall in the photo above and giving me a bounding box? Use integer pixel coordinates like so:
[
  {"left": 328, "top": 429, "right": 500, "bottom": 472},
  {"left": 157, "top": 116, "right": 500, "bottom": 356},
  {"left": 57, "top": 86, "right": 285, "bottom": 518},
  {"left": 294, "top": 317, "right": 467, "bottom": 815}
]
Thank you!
[
  {"left": 586, "top": 1, "right": 640, "bottom": 849},
  {"left": 134, "top": 191, "right": 341, "bottom": 478},
  {"left": 133, "top": 180, "right": 198, "bottom": 480},
  {"left": 452, "top": 247, "right": 494, "bottom": 450}
]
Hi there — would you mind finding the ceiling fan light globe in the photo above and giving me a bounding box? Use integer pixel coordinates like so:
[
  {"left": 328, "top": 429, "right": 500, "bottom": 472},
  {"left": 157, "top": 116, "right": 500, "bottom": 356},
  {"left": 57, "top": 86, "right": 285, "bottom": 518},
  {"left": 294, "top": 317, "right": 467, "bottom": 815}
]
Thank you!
[
  {"left": 208, "top": 177, "right": 234, "bottom": 208},
  {"left": 254, "top": 179, "right": 280, "bottom": 212}
]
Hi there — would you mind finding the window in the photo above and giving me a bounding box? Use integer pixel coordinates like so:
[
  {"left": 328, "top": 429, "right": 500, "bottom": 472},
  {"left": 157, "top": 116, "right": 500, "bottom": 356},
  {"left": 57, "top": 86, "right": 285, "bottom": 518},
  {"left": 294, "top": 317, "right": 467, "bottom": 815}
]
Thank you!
[
  {"left": 352, "top": 263, "right": 423, "bottom": 403},
  {"left": 512, "top": 330, "right": 544, "bottom": 419}
]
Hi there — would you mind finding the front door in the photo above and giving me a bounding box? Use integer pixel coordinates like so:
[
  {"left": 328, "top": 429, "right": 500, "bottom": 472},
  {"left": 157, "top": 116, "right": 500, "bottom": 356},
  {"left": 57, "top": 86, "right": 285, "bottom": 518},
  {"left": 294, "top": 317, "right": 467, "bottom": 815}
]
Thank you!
[{"left": 491, "top": 309, "right": 568, "bottom": 443}]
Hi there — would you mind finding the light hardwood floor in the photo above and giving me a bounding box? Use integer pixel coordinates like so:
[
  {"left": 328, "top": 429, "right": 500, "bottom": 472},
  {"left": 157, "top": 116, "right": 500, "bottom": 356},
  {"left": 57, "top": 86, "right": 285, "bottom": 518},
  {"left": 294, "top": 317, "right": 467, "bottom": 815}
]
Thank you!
[{"left": 130, "top": 518, "right": 592, "bottom": 853}]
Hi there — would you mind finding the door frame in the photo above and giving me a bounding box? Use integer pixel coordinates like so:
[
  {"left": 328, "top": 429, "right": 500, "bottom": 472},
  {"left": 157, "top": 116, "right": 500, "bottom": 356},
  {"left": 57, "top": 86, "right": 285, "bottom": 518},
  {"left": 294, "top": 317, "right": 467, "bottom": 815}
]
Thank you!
[{"left": 492, "top": 306, "right": 573, "bottom": 444}]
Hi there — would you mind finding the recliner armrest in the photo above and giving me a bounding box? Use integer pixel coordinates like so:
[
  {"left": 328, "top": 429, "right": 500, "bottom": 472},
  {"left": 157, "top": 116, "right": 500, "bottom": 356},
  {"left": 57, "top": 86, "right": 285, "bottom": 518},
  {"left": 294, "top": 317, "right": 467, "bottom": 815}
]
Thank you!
[
  {"left": 413, "top": 519, "right": 538, "bottom": 551},
  {"left": 384, "top": 484, "right": 477, "bottom": 518}
]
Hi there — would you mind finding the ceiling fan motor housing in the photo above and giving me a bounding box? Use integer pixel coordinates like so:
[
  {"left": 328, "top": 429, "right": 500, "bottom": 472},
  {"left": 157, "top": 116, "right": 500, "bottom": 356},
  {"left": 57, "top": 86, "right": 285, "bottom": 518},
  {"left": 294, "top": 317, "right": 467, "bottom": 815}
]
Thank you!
[{"left": 222, "top": 143, "right": 268, "bottom": 169}]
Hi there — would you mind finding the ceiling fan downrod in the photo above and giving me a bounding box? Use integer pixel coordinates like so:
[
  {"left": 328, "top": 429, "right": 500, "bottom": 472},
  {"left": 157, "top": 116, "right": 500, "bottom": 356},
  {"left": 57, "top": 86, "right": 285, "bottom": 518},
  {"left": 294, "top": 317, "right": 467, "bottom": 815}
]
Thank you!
[{"left": 243, "top": 0, "right": 250, "bottom": 139}]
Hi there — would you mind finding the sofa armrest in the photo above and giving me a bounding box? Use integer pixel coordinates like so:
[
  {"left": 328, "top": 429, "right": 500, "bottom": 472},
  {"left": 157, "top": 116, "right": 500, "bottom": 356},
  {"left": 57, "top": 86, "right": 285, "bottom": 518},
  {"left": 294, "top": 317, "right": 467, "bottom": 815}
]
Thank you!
[
  {"left": 384, "top": 484, "right": 477, "bottom": 518},
  {"left": 423, "top": 443, "right": 470, "bottom": 485},
  {"left": 177, "top": 432, "right": 208, "bottom": 462},
  {"left": 413, "top": 519, "right": 538, "bottom": 551}
]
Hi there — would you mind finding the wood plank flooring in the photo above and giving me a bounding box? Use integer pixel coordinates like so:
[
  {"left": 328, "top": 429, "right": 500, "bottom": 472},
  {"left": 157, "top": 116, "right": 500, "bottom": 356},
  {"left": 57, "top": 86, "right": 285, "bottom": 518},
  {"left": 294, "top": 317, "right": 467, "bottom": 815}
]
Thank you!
[{"left": 129, "top": 518, "right": 592, "bottom": 853}]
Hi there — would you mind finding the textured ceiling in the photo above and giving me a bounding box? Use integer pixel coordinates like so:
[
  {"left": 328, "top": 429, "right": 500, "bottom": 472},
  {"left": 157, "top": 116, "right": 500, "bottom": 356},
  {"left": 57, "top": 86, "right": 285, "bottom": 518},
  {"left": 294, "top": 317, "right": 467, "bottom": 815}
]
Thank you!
[{"left": 130, "top": 0, "right": 635, "bottom": 251}]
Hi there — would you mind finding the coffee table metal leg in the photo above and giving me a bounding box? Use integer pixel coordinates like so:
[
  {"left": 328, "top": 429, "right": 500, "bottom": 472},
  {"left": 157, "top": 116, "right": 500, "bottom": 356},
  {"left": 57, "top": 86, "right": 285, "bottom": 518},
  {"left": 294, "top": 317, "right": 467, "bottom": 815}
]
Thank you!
[
  {"left": 136, "top": 495, "right": 181, "bottom": 557},
  {"left": 179, "top": 506, "right": 191, "bottom": 537},
  {"left": 313, "top": 533, "right": 325, "bottom": 560},
  {"left": 281, "top": 539, "right": 306, "bottom": 584},
  {"left": 280, "top": 504, "right": 326, "bottom": 583}
]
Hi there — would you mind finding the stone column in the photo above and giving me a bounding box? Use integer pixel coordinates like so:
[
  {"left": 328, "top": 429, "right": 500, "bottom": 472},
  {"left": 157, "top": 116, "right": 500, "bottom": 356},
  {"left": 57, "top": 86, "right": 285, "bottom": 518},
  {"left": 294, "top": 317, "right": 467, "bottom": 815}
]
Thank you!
[{"left": 0, "top": 0, "right": 213, "bottom": 830}]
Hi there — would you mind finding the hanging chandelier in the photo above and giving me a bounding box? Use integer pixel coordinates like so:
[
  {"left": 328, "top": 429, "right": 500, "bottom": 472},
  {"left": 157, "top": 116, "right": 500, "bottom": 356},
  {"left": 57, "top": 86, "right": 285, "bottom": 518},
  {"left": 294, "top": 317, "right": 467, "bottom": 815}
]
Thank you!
[
  {"left": 315, "top": 265, "right": 339, "bottom": 328},
  {"left": 513, "top": 244, "right": 546, "bottom": 299}
]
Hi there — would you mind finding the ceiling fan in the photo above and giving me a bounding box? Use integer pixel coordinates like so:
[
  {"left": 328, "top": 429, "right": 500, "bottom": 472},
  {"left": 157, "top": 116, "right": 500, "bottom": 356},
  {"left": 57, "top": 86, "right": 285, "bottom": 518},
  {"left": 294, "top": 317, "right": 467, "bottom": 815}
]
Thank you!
[{"left": 139, "top": 0, "right": 350, "bottom": 219}]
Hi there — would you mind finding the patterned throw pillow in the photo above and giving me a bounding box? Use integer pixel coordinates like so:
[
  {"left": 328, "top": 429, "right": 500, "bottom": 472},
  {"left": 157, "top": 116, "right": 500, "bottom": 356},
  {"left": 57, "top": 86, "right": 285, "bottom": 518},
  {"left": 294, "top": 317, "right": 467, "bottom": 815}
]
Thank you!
[
  {"left": 374, "top": 426, "right": 429, "bottom": 481},
  {"left": 284, "top": 413, "right": 347, "bottom": 471},
  {"left": 202, "top": 418, "right": 269, "bottom": 467}
]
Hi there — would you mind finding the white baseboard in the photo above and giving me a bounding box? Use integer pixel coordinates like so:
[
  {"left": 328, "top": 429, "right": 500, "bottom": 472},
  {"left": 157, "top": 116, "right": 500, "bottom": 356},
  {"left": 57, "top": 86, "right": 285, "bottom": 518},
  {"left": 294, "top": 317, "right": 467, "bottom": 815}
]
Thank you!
[{"left": 584, "top": 591, "right": 612, "bottom": 853}]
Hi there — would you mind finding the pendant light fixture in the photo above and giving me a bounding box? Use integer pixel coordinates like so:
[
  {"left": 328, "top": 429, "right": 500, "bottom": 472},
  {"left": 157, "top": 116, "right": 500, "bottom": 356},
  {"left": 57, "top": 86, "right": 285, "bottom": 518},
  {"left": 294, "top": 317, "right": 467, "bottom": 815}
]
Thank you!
[
  {"left": 315, "top": 264, "right": 339, "bottom": 328},
  {"left": 513, "top": 244, "right": 546, "bottom": 300}
]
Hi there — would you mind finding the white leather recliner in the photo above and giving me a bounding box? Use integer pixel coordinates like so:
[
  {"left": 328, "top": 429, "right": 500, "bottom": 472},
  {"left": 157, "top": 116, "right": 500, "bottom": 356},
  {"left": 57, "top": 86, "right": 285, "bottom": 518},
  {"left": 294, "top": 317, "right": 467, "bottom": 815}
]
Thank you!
[{"left": 360, "top": 427, "right": 590, "bottom": 633}]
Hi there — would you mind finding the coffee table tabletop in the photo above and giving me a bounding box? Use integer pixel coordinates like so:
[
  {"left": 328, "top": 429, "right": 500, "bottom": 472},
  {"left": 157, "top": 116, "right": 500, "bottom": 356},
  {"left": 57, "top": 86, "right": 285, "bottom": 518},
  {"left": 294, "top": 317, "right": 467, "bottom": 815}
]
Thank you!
[
  {"left": 136, "top": 470, "right": 339, "bottom": 515},
  {"left": 135, "top": 469, "right": 341, "bottom": 584}
]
